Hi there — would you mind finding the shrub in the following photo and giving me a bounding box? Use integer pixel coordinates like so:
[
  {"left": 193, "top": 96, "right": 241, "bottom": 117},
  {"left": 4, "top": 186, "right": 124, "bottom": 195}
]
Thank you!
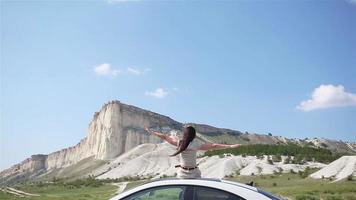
[
  {"left": 326, "top": 195, "right": 343, "bottom": 200},
  {"left": 272, "top": 155, "right": 282, "bottom": 162},
  {"left": 295, "top": 194, "right": 319, "bottom": 200},
  {"left": 321, "top": 143, "right": 328, "bottom": 148},
  {"left": 160, "top": 174, "right": 169, "bottom": 178},
  {"left": 66, "top": 176, "right": 104, "bottom": 188},
  {"left": 225, "top": 174, "right": 234, "bottom": 178},
  {"left": 347, "top": 175, "right": 353, "bottom": 181},
  {"left": 299, "top": 167, "right": 311, "bottom": 178},
  {"left": 345, "top": 195, "right": 356, "bottom": 200},
  {"left": 235, "top": 170, "right": 240, "bottom": 176},
  {"left": 203, "top": 144, "right": 342, "bottom": 163},
  {"left": 329, "top": 175, "right": 335, "bottom": 181},
  {"left": 284, "top": 156, "right": 291, "bottom": 164}
]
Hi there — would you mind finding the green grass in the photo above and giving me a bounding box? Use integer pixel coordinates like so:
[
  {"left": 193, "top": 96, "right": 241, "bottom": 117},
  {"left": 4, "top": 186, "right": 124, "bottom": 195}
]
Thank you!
[
  {"left": 124, "top": 180, "right": 149, "bottom": 192},
  {"left": 0, "top": 184, "right": 117, "bottom": 200},
  {"left": 226, "top": 174, "right": 356, "bottom": 200},
  {"left": 1, "top": 174, "right": 355, "bottom": 200},
  {"left": 38, "top": 157, "right": 107, "bottom": 182}
]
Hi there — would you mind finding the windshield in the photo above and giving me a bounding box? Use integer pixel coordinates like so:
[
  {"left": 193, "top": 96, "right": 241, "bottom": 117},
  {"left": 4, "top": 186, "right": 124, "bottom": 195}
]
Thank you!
[{"left": 257, "top": 188, "right": 282, "bottom": 200}]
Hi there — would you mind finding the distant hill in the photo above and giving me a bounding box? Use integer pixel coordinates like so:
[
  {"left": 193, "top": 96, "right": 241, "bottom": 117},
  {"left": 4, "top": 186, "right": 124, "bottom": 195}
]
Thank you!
[{"left": 1, "top": 100, "right": 355, "bottom": 185}]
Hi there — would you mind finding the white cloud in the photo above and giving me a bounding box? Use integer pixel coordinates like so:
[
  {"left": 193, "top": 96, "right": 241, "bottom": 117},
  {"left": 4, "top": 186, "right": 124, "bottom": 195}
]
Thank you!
[
  {"left": 94, "top": 63, "right": 150, "bottom": 78},
  {"left": 297, "top": 84, "right": 356, "bottom": 111},
  {"left": 127, "top": 67, "right": 151, "bottom": 75},
  {"left": 127, "top": 67, "right": 142, "bottom": 75},
  {"left": 94, "top": 63, "right": 120, "bottom": 77},
  {"left": 126, "top": 67, "right": 151, "bottom": 75},
  {"left": 345, "top": 0, "right": 356, "bottom": 5},
  {"left": 145, "top": 88, "right": 168, "bottom": 99}
]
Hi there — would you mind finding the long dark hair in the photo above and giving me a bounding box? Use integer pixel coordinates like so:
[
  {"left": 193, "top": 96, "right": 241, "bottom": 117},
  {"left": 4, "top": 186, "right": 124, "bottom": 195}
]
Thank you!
[{"left": 170, "top": 126, "right": 196, "bottom": 156}]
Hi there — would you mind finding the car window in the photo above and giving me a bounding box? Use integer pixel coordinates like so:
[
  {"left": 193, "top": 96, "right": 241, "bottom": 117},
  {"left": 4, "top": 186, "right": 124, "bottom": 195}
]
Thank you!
[
  {"left": 122, "top": 185, "right": 187, "bottom": 200},
  {"left": 193, "top": 186, "right": 245, "bottom": 200}
]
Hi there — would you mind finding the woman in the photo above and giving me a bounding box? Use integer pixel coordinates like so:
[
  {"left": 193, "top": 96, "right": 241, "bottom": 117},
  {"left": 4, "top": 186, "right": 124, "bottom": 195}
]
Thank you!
[{"left": 145, "top": 126, "right": 240, "bottom": 179}]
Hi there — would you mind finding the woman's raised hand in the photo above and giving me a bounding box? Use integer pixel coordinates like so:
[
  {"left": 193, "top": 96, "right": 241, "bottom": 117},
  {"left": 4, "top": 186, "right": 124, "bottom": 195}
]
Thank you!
[
  {"left": 144, "top": 127, "right": 171, "bottom": 143},
  {"left": 144, "top": 126, "right": 152, "bottom": 134}
]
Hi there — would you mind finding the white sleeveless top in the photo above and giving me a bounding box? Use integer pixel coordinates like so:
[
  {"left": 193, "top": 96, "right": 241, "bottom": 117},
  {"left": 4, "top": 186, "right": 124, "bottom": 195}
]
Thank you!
[{"left": 178, "top": 139, "right": 203, "bottom": 167}]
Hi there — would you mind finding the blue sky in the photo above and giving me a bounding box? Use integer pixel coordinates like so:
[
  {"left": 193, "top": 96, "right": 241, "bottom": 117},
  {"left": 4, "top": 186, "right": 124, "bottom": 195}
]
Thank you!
[{"left": 1, "top": 0, "right": 356, "bottom": 170}]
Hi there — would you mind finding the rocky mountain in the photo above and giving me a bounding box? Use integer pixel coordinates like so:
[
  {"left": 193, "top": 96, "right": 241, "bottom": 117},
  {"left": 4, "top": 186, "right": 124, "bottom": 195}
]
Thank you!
[{"left": 1, "top": 100, "right": 355, "bottom": 185}]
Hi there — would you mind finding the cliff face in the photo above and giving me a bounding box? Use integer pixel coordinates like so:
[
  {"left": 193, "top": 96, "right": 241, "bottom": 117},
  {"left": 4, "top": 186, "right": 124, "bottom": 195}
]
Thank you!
[
  {"left": 1, "top": 155, "right": 47, "bottom": 175},
  {"left": 0, "top": 100, "right": 182, "bottom": 183},
  {"left": 86, "top": 101, "right": 180, "bottom": 160}
]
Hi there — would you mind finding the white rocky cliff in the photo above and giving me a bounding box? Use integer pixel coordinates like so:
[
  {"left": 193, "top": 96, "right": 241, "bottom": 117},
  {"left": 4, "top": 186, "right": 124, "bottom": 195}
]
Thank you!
[{"left": 0, "top": 101, "right": 181, "bottom": 184}]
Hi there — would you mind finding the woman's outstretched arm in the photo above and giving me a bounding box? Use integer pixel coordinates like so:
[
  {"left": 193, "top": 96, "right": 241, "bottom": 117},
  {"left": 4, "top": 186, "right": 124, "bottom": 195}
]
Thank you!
[
  {"left": 199, "top": 143, "right": 240, "bottom": 151},
  {"left": 145, "top": 127, "right": 178, "bottom": 146}
]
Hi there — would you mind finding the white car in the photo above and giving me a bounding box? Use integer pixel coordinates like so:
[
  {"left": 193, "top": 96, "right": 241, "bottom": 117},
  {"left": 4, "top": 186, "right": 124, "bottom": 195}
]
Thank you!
[{"left": 110, "top": 178, "right": 282, "bottom": 200}]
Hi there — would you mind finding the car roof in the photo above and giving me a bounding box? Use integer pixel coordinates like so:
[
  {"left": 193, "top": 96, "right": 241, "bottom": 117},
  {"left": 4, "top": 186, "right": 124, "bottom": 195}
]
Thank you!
[
  {"left": 150, "top": 177, "right": 222, "bottom": 183},
  {"left": 110, "top": 178, "right": 269, "bottom": 200},
  {"left": 149, "top": 178, "right": 258, "bottom": 191}
]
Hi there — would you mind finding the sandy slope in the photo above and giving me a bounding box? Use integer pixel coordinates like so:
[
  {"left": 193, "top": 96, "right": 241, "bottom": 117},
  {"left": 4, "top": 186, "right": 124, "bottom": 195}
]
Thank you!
[
  {"left": 0, "top": 187, "right": 40, "bottom": 197},
  {"left": 96, "top": 143, "right": 179, "bottom": 179},
  {"left": 310, "top": 156, "right": 356, "bottom": 181},
  {"left": 96, "top": 143, "right": 326, "bottom": 179},
  {"left": 199, "top": 156, "right": 325, "bottom": 177},
  {"left": 112, "top": 182, "right": 128, "bottom": 194}
]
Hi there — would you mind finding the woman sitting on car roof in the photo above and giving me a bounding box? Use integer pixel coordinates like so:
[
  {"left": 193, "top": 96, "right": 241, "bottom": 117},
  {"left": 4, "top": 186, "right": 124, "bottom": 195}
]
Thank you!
[{"left": 145, "top": 126, "right": 241, "bottom": 179}]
